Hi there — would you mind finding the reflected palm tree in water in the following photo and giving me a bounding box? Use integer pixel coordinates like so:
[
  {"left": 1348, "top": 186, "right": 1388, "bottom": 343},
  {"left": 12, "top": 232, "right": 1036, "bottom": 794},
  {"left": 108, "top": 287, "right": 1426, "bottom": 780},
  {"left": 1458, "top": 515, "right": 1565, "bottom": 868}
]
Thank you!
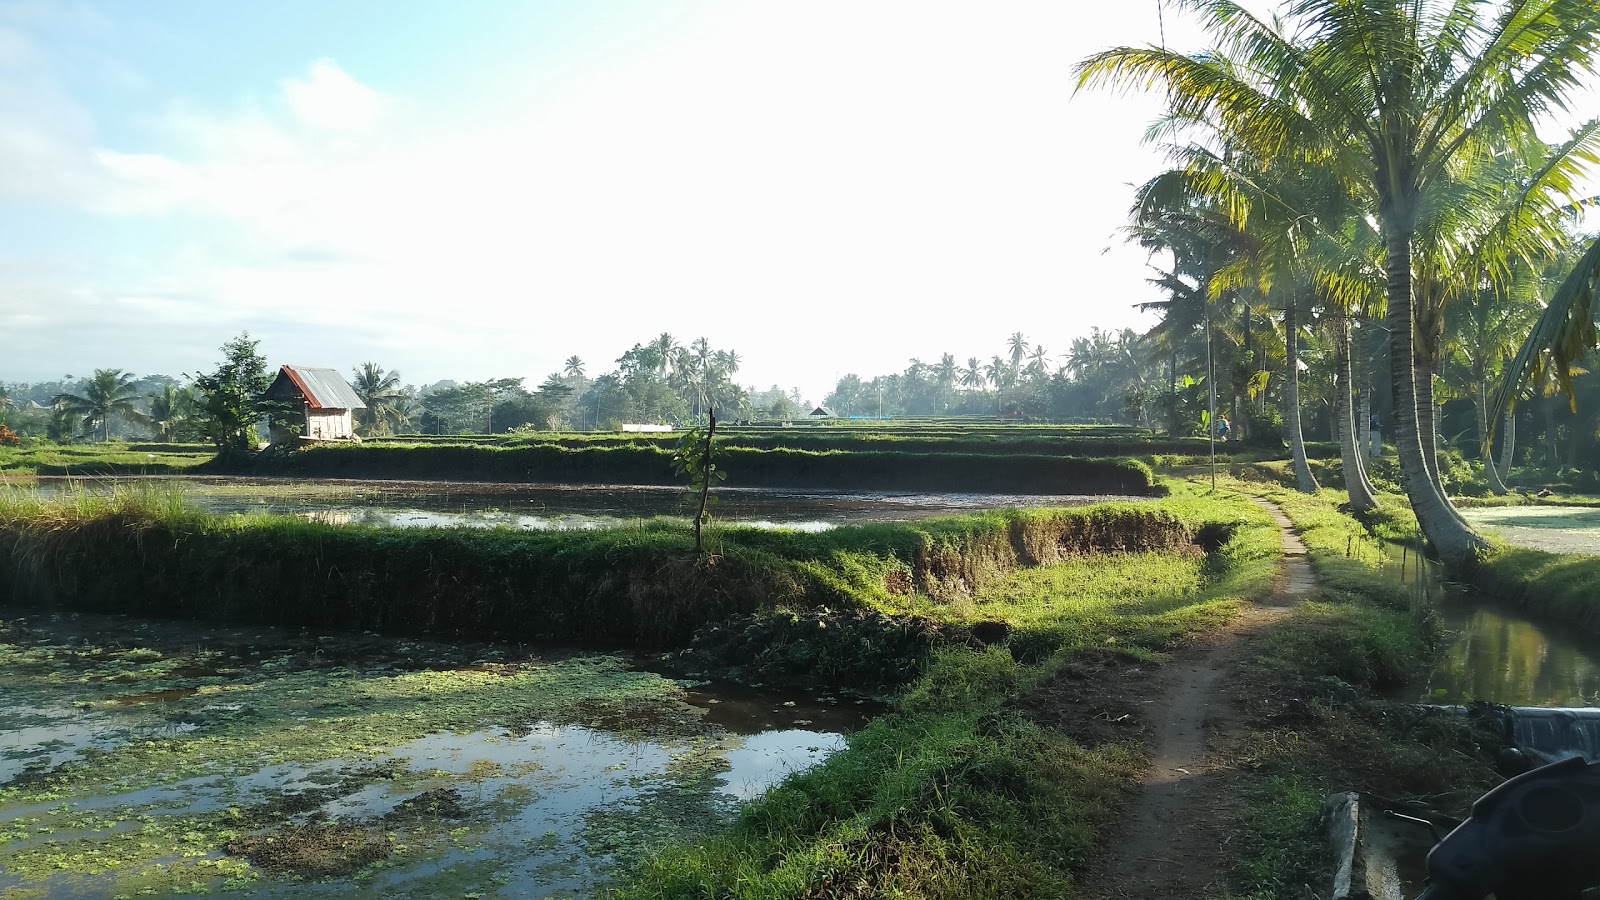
[{"left": 1429, "top": 608, "right": 1600, "bottom": 707}]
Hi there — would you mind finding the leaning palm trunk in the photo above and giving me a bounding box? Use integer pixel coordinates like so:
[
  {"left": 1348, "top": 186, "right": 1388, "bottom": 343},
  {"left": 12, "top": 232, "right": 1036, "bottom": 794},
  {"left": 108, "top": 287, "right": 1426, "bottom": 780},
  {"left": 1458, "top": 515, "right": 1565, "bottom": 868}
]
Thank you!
[
  {"left": 1284, "top": 298, "right": 1319, "bottom": 493},
  {"left": 1416, "top": 358, "right": 1478, "bottom": 529},
  {"left": 1359, "top": 318, "right": 1377, "bottom": 457},
  {"left": 1477, "top": 382, "right": 1509, "bottom": 495},
  {"left": 1335, "top": 317, "right": 1377, "bottom": 510},
  {"left": 1498, "top": 409, "right": 1516, "bottom": 482},
  {"left": 1415, "top": 361, "right": 1443, "bottom": 487},
  {"left": 1385, "top": 233, "right": 1487, "bottom": 566}
]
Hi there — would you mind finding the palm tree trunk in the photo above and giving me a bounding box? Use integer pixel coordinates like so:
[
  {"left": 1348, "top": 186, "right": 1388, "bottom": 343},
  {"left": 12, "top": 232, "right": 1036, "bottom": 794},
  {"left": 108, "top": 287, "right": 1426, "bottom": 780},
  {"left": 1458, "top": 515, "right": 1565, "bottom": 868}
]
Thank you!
[
  {"left": 1415, "top": 360, "right": 1443, "bottom": 487},
  {"left": 1385, "top": 230, "right": 1486, "bottom": 566},
  {"left": 1478, "top": 381, "right": 1509, "bottom": 495},
  {"left": 1498, "top": 408, "right": 1516, "bottom": 480},
  {"left": 1335, "top": 319, "right": 1377, "bottom": 510},
  {"left": 1358, "top": 317, "right": 1374, "bottom": 457},
  {"left": 1284, "top": 297, "right": 1319, "bottom": 493},
  {"left": 1544, "top": 396, "right": 1560, "bottom": 466}
]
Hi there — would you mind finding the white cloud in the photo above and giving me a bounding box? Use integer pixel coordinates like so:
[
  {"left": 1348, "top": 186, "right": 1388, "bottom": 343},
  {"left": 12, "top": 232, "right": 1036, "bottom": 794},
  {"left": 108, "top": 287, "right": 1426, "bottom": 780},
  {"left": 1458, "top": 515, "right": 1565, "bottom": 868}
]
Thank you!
[{"left": 281, "top": 59, "right": 385, "bottom": 133}]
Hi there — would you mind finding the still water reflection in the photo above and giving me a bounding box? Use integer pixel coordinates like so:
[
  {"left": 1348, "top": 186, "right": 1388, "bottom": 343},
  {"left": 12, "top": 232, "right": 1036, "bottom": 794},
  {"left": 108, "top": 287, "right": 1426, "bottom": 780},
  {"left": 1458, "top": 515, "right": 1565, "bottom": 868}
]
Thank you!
[{"left": 1418, "top": 597, "right": 1600, "bottom": 707}]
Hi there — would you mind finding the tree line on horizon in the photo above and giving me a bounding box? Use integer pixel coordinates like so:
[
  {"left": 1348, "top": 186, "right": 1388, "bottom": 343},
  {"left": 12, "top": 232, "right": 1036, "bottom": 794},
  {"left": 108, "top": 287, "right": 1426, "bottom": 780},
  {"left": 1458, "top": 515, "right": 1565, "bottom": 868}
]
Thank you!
[{"left": 0, "top": 333, "right": 816, "bottom": 445}]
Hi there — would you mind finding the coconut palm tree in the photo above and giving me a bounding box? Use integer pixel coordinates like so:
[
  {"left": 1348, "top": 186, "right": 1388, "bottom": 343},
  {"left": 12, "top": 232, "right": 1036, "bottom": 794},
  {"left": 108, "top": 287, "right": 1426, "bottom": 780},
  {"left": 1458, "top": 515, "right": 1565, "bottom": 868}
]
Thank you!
[
  {"left": 351, "top": 363, "right": 405, "bottom": 436},
  {"left": 1078, "top": 0, "right": 1600, "bottom": 564},
  {"left": 960, "top": 357, "right": 985, "bottom": 394},
  {"left": 563, "top": 356, "right": 586, "bottom": 379},
  {"left": 1026, "top": 346, "right": 1051, "bottom": 382},
  {"left": 54, "top": 369, "right": 147, "bottom": 442},
  {"left": 1006, "top": 332, "right": 1029, "bottom": 371},
  {"left": 935, "top": 353, "right": 958, "bottom": 410},
  {"left": 147, "top": 385, "right": 197, "bottom": 442}
]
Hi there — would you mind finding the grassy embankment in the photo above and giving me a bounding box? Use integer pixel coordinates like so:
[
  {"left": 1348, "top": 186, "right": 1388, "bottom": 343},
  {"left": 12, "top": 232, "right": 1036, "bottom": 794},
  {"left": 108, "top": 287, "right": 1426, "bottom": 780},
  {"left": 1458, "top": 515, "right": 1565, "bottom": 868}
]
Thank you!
[
  {"left": 609, "top": 481, "right": 1282, "bottom": 899},
  {"left": 366, "top": 428, "right": 1327, "bottom": 468},
  {"left": 1227, "top": 454, "right": 1600, "bottom": 638},
  {"left": 2, "top": 485, "right": 1220, "bottom": 655},
  {"left": 241, "top": 442, "right": 1159, "bottom": 494},
  {"left": 1217, "top": 480, "right": 1501, "bottom": 899},
  {"left": 0, "top": 442, "right": 212, "bottom": 476}
]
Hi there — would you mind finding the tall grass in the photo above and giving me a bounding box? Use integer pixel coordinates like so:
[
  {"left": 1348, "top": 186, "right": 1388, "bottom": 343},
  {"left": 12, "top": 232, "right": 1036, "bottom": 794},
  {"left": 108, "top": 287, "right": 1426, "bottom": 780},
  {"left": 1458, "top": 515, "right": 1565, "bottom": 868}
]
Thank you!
[
  {"left": 1, "top": 490, "right": 1218, "bottom": 648},
  {"left": 244, "top": 443, "right": 1158, "bottom": 494},
  {"left": 614, "top": 489, "right": 1281, "bottom": 900}
]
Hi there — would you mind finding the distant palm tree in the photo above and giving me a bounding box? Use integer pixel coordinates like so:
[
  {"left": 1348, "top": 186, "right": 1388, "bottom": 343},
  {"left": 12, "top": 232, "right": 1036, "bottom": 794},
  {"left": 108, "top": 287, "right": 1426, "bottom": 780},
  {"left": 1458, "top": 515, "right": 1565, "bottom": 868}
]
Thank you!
[
  {"left": 960, "top": 357, "right": 985, "bottom": 392},
  {"left": 54, "top": 369, "right": 147, "bottom": 442},
  {"left": 147, "top": 385, "right": 196, "bottom": 442},
  {"left": 1007, "top": 332, "right": 1029, "bottom": 369},
  {"left": 563, "top": 356, "right": 586, "bottom": 379},
  {"left": 351, "top": 362, "right": 405, "bottom": 436},
  {"left": 1027, "top": 345, "right": 1050, "bottom": 381}
]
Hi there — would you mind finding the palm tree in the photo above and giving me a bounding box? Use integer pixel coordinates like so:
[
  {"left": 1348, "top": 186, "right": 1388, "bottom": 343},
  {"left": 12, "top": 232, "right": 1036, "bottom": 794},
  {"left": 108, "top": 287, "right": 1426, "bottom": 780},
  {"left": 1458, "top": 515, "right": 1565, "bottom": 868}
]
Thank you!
[
  {"left": 563, "top": 356, "right": 586, "bottom": 379},
  {"left": 1026, "top": 345, "right": 1051, "bottom": 382},
  {"left": 351, "top": 363, "right": 404, "bottom": 436},
  {"left": 1006, "top": 332, "right": 1029, "bottom": 370},
  {"left": 147, "top": 385, "right": 196, "bottom": 442},
  {"left": 960, "top": 357, "right": 985, "bottom": 393},
  {"left": 54, "top": 369, "right": 147, "bottom": 442},
  {"left": 1078, "top": 0, "right": 1600, "bottom": 565}
]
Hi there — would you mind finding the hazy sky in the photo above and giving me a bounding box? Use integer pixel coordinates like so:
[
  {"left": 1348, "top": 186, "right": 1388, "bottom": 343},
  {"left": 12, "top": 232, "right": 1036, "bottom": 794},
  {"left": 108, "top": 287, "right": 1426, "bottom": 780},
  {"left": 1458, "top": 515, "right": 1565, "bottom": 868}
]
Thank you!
[{"left": 0, "top": 1, "right": 1591, "bottom": 403}]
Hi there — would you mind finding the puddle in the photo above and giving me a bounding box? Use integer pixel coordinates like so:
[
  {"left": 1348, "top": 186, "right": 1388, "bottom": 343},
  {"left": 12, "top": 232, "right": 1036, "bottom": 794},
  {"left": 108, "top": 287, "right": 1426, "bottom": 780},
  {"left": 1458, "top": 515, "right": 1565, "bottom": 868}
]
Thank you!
[
  {"left": 27, "top": 477, "right": 1142, "bottom": 532},
  {"left": 0, "top": 612, "right": 867, "bottom": 897}
]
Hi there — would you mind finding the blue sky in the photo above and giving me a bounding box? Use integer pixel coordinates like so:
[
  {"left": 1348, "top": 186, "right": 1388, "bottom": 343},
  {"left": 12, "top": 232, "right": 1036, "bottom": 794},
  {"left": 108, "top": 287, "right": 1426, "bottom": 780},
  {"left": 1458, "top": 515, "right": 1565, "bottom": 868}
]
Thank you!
[{"left": 2, "top": 1, "right": 1591, "bottom": 403}]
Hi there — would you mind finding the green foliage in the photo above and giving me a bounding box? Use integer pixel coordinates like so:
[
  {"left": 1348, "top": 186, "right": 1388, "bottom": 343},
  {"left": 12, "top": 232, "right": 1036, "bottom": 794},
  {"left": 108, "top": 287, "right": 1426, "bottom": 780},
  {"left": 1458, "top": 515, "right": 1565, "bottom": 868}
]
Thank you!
[
  {"left": 190, "top": 333, "right": 279, "bottom": 458},
  {"left": 671, "top": 417, "right": 726, "bottom": 553},
  {"left": 52, "top": 369, "right": 149, "bottom": 443}
]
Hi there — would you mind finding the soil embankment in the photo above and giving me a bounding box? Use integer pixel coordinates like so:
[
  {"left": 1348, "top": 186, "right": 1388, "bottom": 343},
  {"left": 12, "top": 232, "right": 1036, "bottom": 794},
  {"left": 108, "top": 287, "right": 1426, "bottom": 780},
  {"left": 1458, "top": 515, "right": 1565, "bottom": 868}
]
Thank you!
[
  {"left": 240, "top": 443, "right": 1160, "bottom": 495},
  {"left": 1075, "top": 498, "right": 1313, "bottom": 900}
]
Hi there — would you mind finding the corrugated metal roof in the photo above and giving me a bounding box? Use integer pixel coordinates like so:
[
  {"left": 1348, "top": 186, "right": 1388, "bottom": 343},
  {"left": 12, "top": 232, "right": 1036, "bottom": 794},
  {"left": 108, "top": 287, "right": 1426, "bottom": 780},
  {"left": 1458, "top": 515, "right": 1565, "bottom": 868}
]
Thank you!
[{"left": 273, "top": 366, "right": 367, "bottom": 410}]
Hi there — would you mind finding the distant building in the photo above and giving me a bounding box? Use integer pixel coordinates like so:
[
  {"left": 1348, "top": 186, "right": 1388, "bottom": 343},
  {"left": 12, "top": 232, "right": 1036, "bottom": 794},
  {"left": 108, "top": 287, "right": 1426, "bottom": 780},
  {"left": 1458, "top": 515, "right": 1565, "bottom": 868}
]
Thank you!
[
  {"left": 262, "top": 365, "right": 367, "bottom": 443},
  {"left": 809, "top": 406, "right": 835, "bottom": 418}
]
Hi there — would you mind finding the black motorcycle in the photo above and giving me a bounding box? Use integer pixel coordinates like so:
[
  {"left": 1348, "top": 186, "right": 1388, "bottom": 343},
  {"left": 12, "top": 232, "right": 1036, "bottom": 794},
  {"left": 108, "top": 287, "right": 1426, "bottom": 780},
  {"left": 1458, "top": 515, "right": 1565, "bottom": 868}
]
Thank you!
[{"left": 1416, "top": 755, "right": 1600, "bottom": 900}]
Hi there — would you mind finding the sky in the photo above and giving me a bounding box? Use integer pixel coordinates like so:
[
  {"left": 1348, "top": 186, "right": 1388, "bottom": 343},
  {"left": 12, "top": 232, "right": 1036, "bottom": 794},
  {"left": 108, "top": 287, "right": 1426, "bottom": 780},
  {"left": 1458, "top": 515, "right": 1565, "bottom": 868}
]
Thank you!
[{"left": 0, "top": 1, "right": 1592, "bottom": 404}]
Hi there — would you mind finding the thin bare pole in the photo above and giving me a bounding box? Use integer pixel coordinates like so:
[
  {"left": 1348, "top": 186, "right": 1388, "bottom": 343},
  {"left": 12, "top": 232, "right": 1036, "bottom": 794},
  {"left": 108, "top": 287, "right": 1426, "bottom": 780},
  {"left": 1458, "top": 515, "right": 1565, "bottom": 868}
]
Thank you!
[{"left": 1207, "top": 290, "right": 1217, "bottom": 492}]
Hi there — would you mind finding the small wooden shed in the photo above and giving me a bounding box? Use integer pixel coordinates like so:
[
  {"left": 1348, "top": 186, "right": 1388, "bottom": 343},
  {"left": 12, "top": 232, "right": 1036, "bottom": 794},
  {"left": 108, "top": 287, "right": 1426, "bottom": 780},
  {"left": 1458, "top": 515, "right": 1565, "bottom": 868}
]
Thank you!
[{"left": 262, "top": 365, "right": 366, "bottom": 443}]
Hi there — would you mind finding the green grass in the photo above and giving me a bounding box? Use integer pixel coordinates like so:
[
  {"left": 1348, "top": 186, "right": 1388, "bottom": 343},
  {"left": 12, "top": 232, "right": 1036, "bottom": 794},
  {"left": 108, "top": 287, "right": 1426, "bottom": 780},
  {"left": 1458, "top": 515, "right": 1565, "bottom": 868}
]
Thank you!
[
  {"left": 0, "top": 442, "right": 212, "bottom": 476},
  {"left": 610, "top": 487, "right": 1282, "bottom": 899},
  {"left": 246, "top": 442, "right": 1158, "bottom": 494},
  {"left": 1216, "top": 478, "right": 1502, "bottom": 900},
  {"left": 0, "top": 486, "right": 1218, "bottom": 651},
  {"left": 1470, "top": 546, "right": 1600, "bottom": 634}
]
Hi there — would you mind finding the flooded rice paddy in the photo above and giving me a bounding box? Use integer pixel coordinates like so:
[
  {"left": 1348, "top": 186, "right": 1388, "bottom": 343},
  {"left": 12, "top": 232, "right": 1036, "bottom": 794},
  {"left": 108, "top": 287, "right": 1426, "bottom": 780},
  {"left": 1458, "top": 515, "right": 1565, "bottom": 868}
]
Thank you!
[
  {"left": 0, "top": 614, "right": 868, "bottom": 898},
  {"left": 1459, "top": 505, "right": 1600, "bottom": 555},
  {"left": 19, "top": 476, "right": 1143, "bottom": 532}
]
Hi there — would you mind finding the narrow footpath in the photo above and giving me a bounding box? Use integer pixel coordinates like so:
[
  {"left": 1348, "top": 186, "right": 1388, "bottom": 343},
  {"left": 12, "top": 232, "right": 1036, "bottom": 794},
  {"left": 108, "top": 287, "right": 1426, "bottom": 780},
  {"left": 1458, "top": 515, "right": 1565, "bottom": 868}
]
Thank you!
[{"left": 1078, "top": 498, "right": 1315, "bottom": 900}]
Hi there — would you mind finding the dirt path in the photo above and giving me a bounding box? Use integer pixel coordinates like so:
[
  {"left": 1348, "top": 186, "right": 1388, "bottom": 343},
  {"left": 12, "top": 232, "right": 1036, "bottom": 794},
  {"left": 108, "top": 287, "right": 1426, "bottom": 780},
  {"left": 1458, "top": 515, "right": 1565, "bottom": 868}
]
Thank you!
[{"left": 1076, "top": 498, "right": 1314, "bottom": 900}]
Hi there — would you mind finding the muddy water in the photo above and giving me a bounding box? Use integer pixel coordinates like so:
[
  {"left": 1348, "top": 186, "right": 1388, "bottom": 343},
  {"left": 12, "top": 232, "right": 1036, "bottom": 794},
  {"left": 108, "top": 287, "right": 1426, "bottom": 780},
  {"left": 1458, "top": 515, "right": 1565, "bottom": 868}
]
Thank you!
[
  {"left": 0, "top": 614, "right": 871, "bottom": 898},
  {"left": 25, "top": 476, "right": 1143, "bottom": 531}
]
